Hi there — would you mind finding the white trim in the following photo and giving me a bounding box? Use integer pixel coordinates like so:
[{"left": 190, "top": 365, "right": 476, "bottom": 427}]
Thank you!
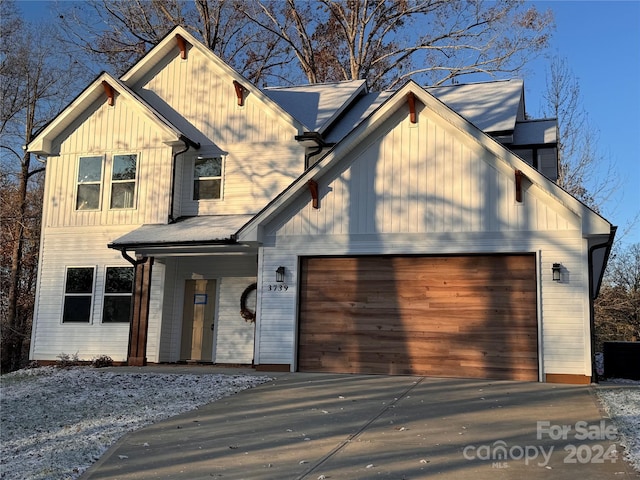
[
  {"left": 27, "top": 73, "right": 185, "bottom": 156},
  {"left": 108, "top": 152, "right": 140, "bottom": 211},
  {"left": 237, "top": 81, "right": 611, "bottom": 243},
  {"left": 190, "top": 154, "right": 225, "bottom": 202},
  {"left": 74, "top": 155, "right": 105, "bottom": 212},
  {"left": 121, "top": 26, "right": 306, "bottom": 133},
  {"left": 253, "top": 248, "right": 264, "bottom": 365},
  {"left": 292, "top": 255, "right": 302, "bottom": 372},
  {"left": 582, "top": 239, "right": 593, "bottom": 377},
  {"left": 61, "top": 265, "right": 97, "bottom": 325},
  {"left": 101, "top": 265, "right": 135, "bottom": 325}
]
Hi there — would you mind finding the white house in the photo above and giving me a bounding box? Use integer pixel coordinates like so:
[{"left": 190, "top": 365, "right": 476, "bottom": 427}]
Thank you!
[{"left": 28, "top": 26, "right": 615, "bottom": 383}]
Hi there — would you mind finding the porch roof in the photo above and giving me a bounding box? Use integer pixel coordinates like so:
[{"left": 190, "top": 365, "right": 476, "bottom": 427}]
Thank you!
[{"left": 109, "top": 215, "right": 255, "bottom": 250}]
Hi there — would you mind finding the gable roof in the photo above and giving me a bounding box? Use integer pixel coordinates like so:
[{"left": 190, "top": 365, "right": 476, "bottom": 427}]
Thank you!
[
  {"left": 121, "top": 26, "right": 307, "bottom": 132},
  {"left": 236, "top": 80, "right": 611, "bottom": 242},
  {"left": 264, "top": 80, "right": 367, "bottom": 134},
  {"left": 323, "top": 79, "right": 525, "bottom": 146},
  {"left": 27, "top": 72, "right": 195, "bottom": 156}
]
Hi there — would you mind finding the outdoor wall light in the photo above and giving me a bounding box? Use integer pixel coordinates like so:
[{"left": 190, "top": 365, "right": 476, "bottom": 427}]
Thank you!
[
  {"left": 552, "top": 263, "right": 562, "bottom": 282},
  {"left": 276, "top": 266, "right": 286, "bottom": 283}
]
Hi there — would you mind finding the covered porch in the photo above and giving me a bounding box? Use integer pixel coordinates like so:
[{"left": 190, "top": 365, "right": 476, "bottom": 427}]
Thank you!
[{"left": 108, "top": 215, "right": 259, "bottom": 366}]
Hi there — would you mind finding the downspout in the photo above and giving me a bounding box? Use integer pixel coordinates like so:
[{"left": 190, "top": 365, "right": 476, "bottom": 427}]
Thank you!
[
  {"left": 169, "top": 135, "right": 200, "bottom": 224},
  {"left": 118, "top": 248, "right": 148, "bottom": 267},
  {"left": 588, "top": 225, "right": 617, "bottom": 382},
  {"left": 295, "top": 132, "right": 334, "bottom": 169},
  {"left": 305, "top": 144, "right": 324, "bottom": 169}
]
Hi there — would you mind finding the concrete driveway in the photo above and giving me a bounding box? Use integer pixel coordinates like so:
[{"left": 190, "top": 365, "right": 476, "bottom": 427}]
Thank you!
[{"left": 82, "top": 372, "right": 636, "bottom": 479}]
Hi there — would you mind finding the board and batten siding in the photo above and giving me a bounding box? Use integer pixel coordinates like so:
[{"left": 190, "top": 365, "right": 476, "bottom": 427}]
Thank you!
[
  {"left": 133, "top": 44, "right": 299, "bottom": 146},
  {"left": 30, "top": 226, "right": 142, "bottom": 362},
  {"left": 44, "top": 94, "right": 175, "bottom": 228},
  {"left": 254, "top": 105, "right": 592, "bottom": 378},
  {"left": 156, "top": 256, "right": 257, "bottom": 363},
  {"left": 179, "top": 143, "right": 303, "bottom": 216},
  {"left": 266, "top": 108, "right": 579, "bottom": 239}
]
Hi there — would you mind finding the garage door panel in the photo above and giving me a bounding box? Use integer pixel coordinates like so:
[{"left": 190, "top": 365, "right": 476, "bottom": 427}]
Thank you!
[{"left": 298, "top": 255, "right": 538, "bottom": 381}]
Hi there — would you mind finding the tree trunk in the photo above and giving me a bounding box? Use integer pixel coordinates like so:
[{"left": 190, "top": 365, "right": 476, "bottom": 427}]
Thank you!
[{"left": 5, "top": 156, "right": 30, "bottom": 372}]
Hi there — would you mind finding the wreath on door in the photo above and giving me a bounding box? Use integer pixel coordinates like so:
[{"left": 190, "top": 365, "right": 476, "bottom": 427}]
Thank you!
[{"left": 240, "top": 283, "right": 257, "bottom": 322}]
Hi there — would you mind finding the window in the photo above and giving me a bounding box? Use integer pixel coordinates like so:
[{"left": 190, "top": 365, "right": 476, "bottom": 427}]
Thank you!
[
  {"left": 102, "top": 267, "right": 134, "bottom": 323},
  {"left": 76, "top": 156, "right": 103, "bottom": 210},
  {"left": 193, "top": 156, "right": 223, "bottom": 200},
  {"left": 63, "top": 267, "right": 95, "bottom": 322},
  {"left": 110, "top": 154, "right": 137, "bottom": 209}
]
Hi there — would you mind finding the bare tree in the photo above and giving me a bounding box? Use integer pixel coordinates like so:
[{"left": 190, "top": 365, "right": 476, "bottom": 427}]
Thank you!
[
  {"left": 55, "top": 0, "right": 552, "bottom": 88},
  {"left": 0, "top": 0, "right": 87, "bottom": 372},
  {"left": 594, "top": 243, "right": 640, "bottom": 350},
  {"left": 55, "top": 0, "right": 293, "bottom": 84},
  {"left": 540, "top": 56, "right": 619, "bottom": 213},
  {"left": 240, "top": 0, "right": 554, "bottom": 89}
]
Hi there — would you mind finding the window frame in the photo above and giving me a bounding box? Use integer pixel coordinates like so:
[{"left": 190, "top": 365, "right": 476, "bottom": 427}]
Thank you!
[
  {"left": 101, "top": 265, "right": 135, "bottom": 324},
  {"left": 61, "top": 266, "right": 96, "bottom": 324},
  {"left": 192, "top": 155, "right": 224, "bottom": 201},
  {"left": 75, "top": 155, "right": 104, "bottom": 211},
  {"left": 109, "top": 153, "right": 139, "bottom": 210}
]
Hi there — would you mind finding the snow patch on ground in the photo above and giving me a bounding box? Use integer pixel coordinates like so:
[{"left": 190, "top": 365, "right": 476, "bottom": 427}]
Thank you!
[
  {"left": 1, "top": 368, "right": 638, "bottom": 479},
  {"left": 596, "top": 380, "right": 640, "bottom": 472},
  {"left": 0, "top": 367, "right": 270, "bottom": 480}
]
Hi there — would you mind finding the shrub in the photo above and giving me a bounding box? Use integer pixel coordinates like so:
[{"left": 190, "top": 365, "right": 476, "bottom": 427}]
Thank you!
[
  {"left": 91, "top": 355, "right": 113, "bottom": 368},
  {"left": 56, "top": 352, "right": 80, "bottom": 368}
]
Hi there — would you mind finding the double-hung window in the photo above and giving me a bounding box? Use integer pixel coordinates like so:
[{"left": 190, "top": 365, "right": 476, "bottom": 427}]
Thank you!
[
  {"left": 76, "top": 156, "right": 103, "bottom": 210},
  {"left": 63, "top": 267, "right": 95, "bottom": 322},
  {"left": 102, "top": 267, "right": 134, "bottom": 323},
  {"left": 193, "top": 156, "right": 223, "bottom": 200},
  {"left": 110, "top": 154, "right": 137, "bottom": 209}
]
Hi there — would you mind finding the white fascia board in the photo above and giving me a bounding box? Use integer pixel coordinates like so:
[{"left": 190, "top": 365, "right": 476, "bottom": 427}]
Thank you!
[
  {"left": 236, "top": 82, "right": 418, "bottom": 242},
  {"left": 462, "top": 123, "right": 612, "bottom": 237},
  {"left": 27, "top": 73, "right": 107, "bottom": 155},
  {"left": 27, "top": 73, "right": 186, "bottom": 155},
  {"left": 107, "top": 76, "right": 188, "bottom": 146},
  {"left": 237, "top": 80, "right": 613, "bottom": 242},
  {"left": 121, "top": 26, "right": 308, "bottom": 134},
  {"left": 410, "top": 82, "right": 613, "bottom": 238}
]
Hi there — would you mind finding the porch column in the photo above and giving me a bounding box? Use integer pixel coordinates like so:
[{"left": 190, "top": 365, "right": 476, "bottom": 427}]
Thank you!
[{"left": 128, "top": 256, "right": 154, "bottom": 366}]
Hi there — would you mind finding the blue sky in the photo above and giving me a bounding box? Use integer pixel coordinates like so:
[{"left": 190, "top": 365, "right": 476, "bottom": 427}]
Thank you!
[
  {"left": 17, "top": 0, "right": 640, "bottom": 246},
  {"left": 527, "top": 1, "right": 640, "bottom": 247}
]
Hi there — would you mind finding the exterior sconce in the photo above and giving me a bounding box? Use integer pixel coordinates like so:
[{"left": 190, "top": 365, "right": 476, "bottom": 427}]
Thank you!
[
  {"left": 276, "top": 266, "right": 285, "bottom": 283},
  {"left": 552, "top": 263, "right": 562, "bottom": 282}
]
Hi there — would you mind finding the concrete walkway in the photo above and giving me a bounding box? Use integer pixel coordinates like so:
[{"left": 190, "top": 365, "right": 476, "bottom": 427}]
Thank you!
[{"left": 81, "top": 372, "right": 636, "bottom": 479}]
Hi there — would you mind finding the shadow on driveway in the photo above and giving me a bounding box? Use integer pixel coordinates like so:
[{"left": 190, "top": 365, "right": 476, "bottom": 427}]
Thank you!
[{"left": 82, "top": 373, "right": 636, "bottom": 479}]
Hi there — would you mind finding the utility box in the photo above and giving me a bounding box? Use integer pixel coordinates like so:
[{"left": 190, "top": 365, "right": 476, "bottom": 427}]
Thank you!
[{"left": 603, "top": 342, "right": 640, "bottom": 380}]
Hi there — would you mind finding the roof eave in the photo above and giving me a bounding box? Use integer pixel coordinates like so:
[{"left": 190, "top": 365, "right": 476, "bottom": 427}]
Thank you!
[
  {"left": 27, "top": 72, "right": 192, "bottom": 156},
  {"left": 121, "top": 26, "right": 308, "bottom": 133}
]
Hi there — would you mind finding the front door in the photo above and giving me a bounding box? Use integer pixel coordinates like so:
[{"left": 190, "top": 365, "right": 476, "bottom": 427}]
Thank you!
[{"left": 181, "top": 279, "right": 216, "bottom": 362}]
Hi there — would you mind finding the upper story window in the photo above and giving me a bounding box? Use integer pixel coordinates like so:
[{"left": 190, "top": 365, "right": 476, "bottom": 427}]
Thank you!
[
  {"left": 76, "top": 156, "right": 103, "bottom": 210},
  {"left": 63, "top": 267, "right": 95, "bottom": 323},
  {"left": 193, "top": 156, "right": 223, "bottom": 200},
  {"left": 75, "top": 154, "right": 139, "bottom": 211},
  {"left": 110, "top": 154, "right": 138, "bottom": 209},
  {"left": 102, "top": 266, "right": 134, "bottom": 323}
]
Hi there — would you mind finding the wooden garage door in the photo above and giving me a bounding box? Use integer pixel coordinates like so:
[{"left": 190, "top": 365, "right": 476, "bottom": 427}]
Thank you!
[{"left": 298, "top": 255, "right": 538, "bottom": 381}]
